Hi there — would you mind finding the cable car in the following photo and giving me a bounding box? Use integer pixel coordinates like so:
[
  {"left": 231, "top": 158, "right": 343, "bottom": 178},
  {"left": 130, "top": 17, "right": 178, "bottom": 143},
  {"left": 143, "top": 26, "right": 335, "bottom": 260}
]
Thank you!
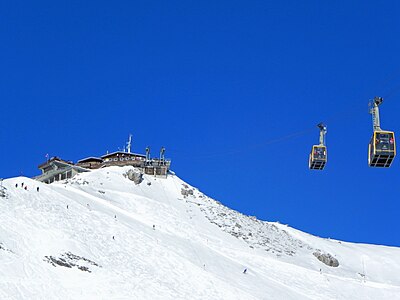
[
  {"left": 368, "top": 97, "right": 396, "bottom": 168},
  {"left": 368, "top": 131, "right": 396, "bottom": 167},
  {"left": 309, "top": 123, "right": 327, "bottom": 170}
]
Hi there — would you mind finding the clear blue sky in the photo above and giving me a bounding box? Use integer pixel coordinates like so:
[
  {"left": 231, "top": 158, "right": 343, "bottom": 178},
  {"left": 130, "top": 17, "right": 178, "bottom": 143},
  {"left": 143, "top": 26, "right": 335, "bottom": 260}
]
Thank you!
[{"left": 1, "top": 1, "right": 400, "bottom": 246}]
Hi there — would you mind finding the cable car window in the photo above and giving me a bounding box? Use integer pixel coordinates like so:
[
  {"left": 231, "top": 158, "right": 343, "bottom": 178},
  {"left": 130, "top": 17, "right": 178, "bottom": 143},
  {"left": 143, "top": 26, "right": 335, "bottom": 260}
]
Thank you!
[
  {"left": 375, "top": 133, "right": 395, "bottom": 151},
  {"left": 314, "top": 147, "right": 325, "bottom": 159}
]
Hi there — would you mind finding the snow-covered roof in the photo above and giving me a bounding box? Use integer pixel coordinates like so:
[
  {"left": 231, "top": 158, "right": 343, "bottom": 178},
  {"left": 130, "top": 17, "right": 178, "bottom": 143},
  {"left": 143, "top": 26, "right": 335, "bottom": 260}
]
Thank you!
[
  {"left": 101, "top": 151, "right": 146, "bottom": 159},
  {"left": 77, "top": 157, "right": 103, "bottom": 163},
  {"left": 38, "top": 157, "right": 73, "bottom": 169}
]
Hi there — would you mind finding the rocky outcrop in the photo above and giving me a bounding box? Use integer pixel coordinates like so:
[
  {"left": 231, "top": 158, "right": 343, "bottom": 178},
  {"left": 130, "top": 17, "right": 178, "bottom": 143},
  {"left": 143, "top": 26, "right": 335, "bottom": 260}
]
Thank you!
[
  {"left": 181, "top": 184, "right": 194, "bottom": 197},
  {"left": 0, "top": 242, "right": 13, "bottom": 253},
  {"left": 313, "top": 251, "right": 339, "bottom": 267},
  {"left": 179, "top": 184, "right": 312, "bottom": 257},
  {"left": 44, "top": 252, "right": 101, "bottom": 273},
  {"left": 0, "top": 186, "right": 7, "bottom": 198},
  {"left": 124, "top": 169, "right": 143, "bottom": 185}
]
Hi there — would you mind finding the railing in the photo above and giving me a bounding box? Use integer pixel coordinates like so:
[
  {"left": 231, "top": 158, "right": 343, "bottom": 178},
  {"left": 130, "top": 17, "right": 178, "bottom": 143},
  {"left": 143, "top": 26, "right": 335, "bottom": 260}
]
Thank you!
[{"left": 34, "top": 168, "right": 70, "bottom": 181}]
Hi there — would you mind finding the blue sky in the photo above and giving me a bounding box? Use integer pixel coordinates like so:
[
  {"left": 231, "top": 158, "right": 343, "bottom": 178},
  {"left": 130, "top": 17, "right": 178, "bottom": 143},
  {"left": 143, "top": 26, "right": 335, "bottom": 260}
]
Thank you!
[{"left": 1, "top": 1, "right": 400, "bottom": 246}]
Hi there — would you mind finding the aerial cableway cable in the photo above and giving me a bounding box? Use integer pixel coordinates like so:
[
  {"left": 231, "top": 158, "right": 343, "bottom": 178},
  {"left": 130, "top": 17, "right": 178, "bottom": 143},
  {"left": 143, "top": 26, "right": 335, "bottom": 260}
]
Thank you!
[
  {"left": 170, "top": 70, "right": 400, "bottom": 165},
  {"left": 169, "top": 127, "right": 315, "bottom": 160},
  {"left": 383, "top": 83, "right": 400, "bottom": 99},
  {"left": 320, "top": 68, "right": 400, "bottom": 126},
  {"left": 379, "top": 66, "right": 400, "bottom": 99}
]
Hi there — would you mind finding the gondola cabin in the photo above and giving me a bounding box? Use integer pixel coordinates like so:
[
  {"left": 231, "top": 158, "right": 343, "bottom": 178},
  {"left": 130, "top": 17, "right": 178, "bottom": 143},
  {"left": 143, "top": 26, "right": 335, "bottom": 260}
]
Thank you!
[
  {"left": 309, "top": 145, "right": 327, "bottom": 170},
  {"left": 368, "top": 131, "right": 396, "bottom": 167}
]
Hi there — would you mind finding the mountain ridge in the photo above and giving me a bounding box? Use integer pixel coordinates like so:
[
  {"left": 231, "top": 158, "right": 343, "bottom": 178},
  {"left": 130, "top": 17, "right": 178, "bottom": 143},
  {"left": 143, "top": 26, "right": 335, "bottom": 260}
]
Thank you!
[{"left": 1, "top": 166, "right": 399, "bottom": 299}]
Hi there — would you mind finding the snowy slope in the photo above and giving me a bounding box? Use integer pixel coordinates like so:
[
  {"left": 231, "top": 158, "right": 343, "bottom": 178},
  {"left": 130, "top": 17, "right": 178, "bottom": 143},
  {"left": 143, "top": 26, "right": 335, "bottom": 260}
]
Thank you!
[{"left": 0, "top": 166, "right": 399, "bottom": 300}]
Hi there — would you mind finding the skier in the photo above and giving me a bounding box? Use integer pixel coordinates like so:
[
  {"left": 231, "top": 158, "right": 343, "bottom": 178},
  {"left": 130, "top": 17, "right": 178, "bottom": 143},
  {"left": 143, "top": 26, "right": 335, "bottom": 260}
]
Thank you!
[
  {"left": 243, "top": 268, "right": 247, "bottom": 274},
  {"left": 153, "top": 225, "right": 155, "bottom": 230},
  {"left": 15, "top": 183, "right": 18, "bottom": 188},
  {"left": 36, "top": 187, "right": 39, "bottom": 192},
  {"left": 24, "top": 186, "right": 27, "bottom": 190},
  {"left": 21, "top": 182, "right": 24, "bottom": 188}
]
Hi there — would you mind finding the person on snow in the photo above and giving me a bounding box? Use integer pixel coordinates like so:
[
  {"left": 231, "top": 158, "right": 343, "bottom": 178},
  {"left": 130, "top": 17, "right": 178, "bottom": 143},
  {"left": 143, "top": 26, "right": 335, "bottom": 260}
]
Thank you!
[
  {"left": 243, "top": 268, "right": 247, "bottom": 274},
  {"left": 36, "top": 187, "right": 39, "bottom": 192}
]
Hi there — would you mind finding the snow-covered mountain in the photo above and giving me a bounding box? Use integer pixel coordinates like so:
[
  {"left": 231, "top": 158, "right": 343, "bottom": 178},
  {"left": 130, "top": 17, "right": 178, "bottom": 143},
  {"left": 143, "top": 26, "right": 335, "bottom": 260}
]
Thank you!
[{"left": 0, "top": 166, "right": 399, "bottom": 299}]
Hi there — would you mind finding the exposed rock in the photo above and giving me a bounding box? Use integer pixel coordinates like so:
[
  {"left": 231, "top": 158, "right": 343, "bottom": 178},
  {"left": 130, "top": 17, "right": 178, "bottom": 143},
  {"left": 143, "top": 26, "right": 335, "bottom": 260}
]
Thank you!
[
  {"left": 181, "top": 187, "right": 194, "bottom": 198},
  {"left": 68, "top": 177, "right": 89, "bottom": 185},
  {"left": 197, "top": 197, "right": 310, "bottom": 257},
  {"left": 44, "top": 252, "right": 101, "bottom": 273},
  {"left": 0, "top": 186, "right": 7, "bottom": 198},
  {"left": 313, "top": 251, "right": 339, "bottom": 267},
  {"left": 0, "top": 242, "right": 13, "bottom": 253},
  {"left": 124, "top": 169, "right": 143, "bottom": 185}
]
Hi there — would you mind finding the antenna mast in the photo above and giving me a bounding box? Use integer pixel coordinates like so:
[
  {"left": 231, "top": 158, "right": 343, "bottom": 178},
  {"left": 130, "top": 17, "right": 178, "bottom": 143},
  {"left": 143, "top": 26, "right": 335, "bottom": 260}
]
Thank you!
[
  {"left": 126, "top": 134, "right": 133, "bottom": 153},
  {"left": 369, "top": 96, "right": 383, "bottom": 131}
]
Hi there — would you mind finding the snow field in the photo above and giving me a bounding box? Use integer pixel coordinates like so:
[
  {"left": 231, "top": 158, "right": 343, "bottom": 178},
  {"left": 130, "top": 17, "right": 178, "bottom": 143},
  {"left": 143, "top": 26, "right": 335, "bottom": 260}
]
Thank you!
[{"left": 0, "top": 167, "right": 399, "bottom": 299}]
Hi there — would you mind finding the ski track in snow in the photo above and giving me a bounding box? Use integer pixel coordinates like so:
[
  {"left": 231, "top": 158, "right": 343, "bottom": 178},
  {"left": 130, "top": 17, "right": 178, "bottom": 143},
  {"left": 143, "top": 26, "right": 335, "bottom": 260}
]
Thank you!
[{"left": 0, "top": 166, "right": 400, "bottom": 300}]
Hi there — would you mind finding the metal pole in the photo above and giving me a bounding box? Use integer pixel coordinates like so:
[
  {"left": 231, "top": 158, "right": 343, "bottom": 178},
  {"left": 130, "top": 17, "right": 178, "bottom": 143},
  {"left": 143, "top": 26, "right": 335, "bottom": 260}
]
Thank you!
[
  {"left": 370, "top": 97, "right": 382, "bottom": 131},
  {"left": 317, "top": 123, "right": 327, "bottom": 146},
  {"left": 146, "top": 147, "right": 150, "bottom": 162}
]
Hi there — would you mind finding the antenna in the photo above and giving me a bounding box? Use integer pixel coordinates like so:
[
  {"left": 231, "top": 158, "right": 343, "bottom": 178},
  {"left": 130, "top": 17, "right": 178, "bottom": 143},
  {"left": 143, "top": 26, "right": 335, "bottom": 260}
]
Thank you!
[
  {"left": 126, "top": 134, "right": 133, "bottom": 153},
  {"left": 146, "top": 147, "right": 150, "bottom": 161},
  {"left": 369, "top": 96, "right": 383, "bottom": 131}
]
